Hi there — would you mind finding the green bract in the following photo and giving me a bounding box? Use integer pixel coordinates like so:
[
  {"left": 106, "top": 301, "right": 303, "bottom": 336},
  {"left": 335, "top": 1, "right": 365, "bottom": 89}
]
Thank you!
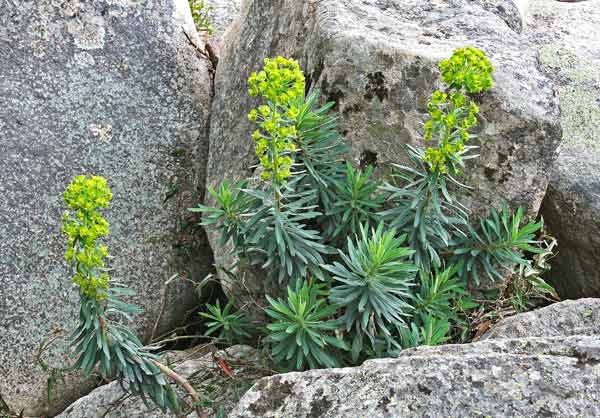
[
  {"left": 380, "top": 145, "right": 470, "bottom": 272},
  {"left": 189, "top": 0, "right": 214, "bottom": 34}
]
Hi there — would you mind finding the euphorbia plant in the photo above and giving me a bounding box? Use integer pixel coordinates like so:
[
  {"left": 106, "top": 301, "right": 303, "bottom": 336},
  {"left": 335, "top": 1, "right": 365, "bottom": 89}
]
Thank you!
[
  {"left": 63, "top": 175, "right": 206, "bottom": 416},
  {"left": 194, "top": 48, "right": 555, "bottom": 370}
]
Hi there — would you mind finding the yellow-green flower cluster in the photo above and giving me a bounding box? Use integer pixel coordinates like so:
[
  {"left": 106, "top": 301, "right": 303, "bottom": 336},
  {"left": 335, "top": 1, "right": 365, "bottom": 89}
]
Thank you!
[
  {"left": 424, "top": 92, "right": 479, "bottom": 139},
  {"left": 423, "top": 142, "right": 465, "bottom": 173},
  {"left": 247, "top": 57, "right": 305, "bottom": 182},
  {"left": 439, "top": 46, "right": 494, "bottom": 94},
  {"left": 423, "top": 47, "right": 493, "bottom": 173},
  {"left": 248, "top": 56, "right": 305, "bottom": 104},
  {"left": 62, "top": 175, "right": 112, "bottom": 300},
  {"left": 423, "top": 91, "right": 480, "bottom": 173}
]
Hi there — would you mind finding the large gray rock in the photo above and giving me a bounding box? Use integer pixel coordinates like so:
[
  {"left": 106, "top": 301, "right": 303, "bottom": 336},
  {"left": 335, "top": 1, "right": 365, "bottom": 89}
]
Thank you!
[
  {"left": 530, "top": 0, "right": 600, "bottom": 298},
  {"left": 56, "top": 346, "right": 257, "bottom": 418},
  {"left": 482, "top": 298, "right": 600, "bottom": 339},
  {"left": 229, "top": 336, "right": 600, "bottom": 418},
  {"left": 0, "top": 1, "right": 213, "bottom": 415},
  {"left": 206, "top": 0, "right": 560, "bottom": 297}
]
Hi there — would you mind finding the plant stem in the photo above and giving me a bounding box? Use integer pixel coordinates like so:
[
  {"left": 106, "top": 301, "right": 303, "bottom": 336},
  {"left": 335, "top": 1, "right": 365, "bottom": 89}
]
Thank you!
[{"left": 151, "top": 360, "right": 209, "bottom": 418}]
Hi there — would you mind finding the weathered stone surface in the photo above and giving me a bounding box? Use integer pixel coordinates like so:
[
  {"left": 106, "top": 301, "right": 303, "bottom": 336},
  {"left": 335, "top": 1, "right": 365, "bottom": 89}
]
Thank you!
[
  {"left": 206, "top": 0, "right": 242, "bottom": 41},
  {"left": 0, "top": 1, "right": 213, "bottom": 415},
  {"left": 482, "top": 298, "right": 600, "bottom": 339},
  {"left": 206, "top": 0, "right": 560, "bottom": 297},
  {"left": 530, "top": 0, "right": 600, "bottom": 298},
  {"left": 472, "top": 0, "right": 525, "bottom": 32},
  {"left": 195, "top": 0, "right": 242, "bottom": 62},
  {"left": 56, "top": 346, "right": 257, "bottom": 418},
  {"left": 229, "top": 336, "right": 600, "bottom": 418},
  {"left": 208, "top": 0, "right": 560, "bottom": 215}
]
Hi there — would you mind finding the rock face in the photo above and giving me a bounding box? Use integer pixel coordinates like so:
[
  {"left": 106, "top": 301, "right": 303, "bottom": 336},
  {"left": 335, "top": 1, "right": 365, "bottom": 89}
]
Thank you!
[
  {"left": 482, "top": 298, "right": 600, "bottom": 339},
  {"left": 205, "top": 0, "right": 242, "bottom": 43},
  {"left": 229, "top": 336, "right": 600, "bottom": 418},
  {"left": 208, "top": 0, "right": 560, "bottom": 216},
  {"left": 529, "top": 0, "right": 600, "bottom": 298},
  {"left": 0, "top": 1, "right": 213, "bottom": 415},
  {"left": 472, "top": 0, "right": 526, "bottom": 32},
  {"left": 230, "top": 300, "right": 600, "bottom": 417},
  {"left": 56, "top": 346, "right": 257, "bottom": 418},
  {"left": 205, "top": 0, "right": 560, "bottom": 297}
]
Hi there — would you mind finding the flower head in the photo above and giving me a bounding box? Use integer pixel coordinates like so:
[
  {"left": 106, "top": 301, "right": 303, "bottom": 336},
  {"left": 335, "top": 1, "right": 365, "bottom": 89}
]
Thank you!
[
  {"left": 246, "top": 56, "right": 305, "bottom": 183},
  {"left": 63, "top": 175, "right": 112, "bottom": 300},
  {"left": 439, "top": 46, "right": 494, "bottom": 93},
  {"left": 422, "top": 47, "right": 494, "bottom": 174}
]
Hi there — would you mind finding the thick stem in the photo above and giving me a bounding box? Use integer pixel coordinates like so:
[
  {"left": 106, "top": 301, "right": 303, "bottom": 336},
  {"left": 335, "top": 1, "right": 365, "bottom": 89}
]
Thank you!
[{"left": 273, "top": 183, "right": 282, "bottom": 211}]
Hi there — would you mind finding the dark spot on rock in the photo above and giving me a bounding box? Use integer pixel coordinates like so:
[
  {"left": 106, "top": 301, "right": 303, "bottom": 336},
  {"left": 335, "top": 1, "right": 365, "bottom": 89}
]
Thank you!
[
  {"left": 405, "top": 61, "right": 422, "bottom": 81},
  {"left": 342, "top": 129, "right": 349, "bottom": 137},
  {"left": 321, "top": 75, "right": 348, "bottom": 111},
  {"left": 248, "top": 377, "right": 295, "bottom": 416},
  {"left": 360, "top": 149, "right": 378, "bottom": 168},
  {"left": 484, "top": 166, "right": 496, "bottom": 181},
  {"left": 308, "top": 388, "right": 333, "bottom": 418},
  {"left": 364, "top": 71, "right": 388, "bottom": 102},
  {"left": 375, "top": 50, "right": 394, "bottom": 66},
  {"left": 378, "top": 395, "right": 391, "bottom": 408},
  {"left": 417, "top": 383, "right": 432, "bottom": 395},
  {"left": 538, "top": 407, "right": 556, "bottom": 418},
  {"left": 498, "top": 153, "right": 508, "bottom": 165},
  {"left": 326, "top": 374, "right": 344, "bottom": 384},
  {"left": 471, "top": 380, "right": 485, "bottom": 390},
  {"left": 574, "top": 345, "right": 600, "bottom": 368},
  {"left": 342, "top": 102, "right": 363, "bottom": 116},
  {"left": 171, "top": 147, "right": 187, "bottom": 158},
  {"left": 307, "top": 58, "right": 325, "bottom": 95},
  {"left": 327, "top": 88, "right": 345, "bottom": 110}
]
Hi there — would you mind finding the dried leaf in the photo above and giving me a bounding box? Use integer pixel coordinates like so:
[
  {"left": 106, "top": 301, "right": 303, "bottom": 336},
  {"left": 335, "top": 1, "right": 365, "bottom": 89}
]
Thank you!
[
  {"left": 216, "top": 357, "right": 235, "bottom": 379},
  {"left": 472, "top": 320, "right": 492, "bottom": 341}
]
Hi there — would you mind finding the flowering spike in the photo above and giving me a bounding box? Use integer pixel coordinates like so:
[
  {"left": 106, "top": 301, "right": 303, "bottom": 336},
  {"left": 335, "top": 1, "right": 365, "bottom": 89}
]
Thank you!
[
  {"left": 247, "top": 56, "right": 305, "bottom": 183},
  {"left": 422, "top": 47, "right": 494, "bottom": 174},
  {"left": 62, "top": 175, "right": 112, "bottom": 300}
]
